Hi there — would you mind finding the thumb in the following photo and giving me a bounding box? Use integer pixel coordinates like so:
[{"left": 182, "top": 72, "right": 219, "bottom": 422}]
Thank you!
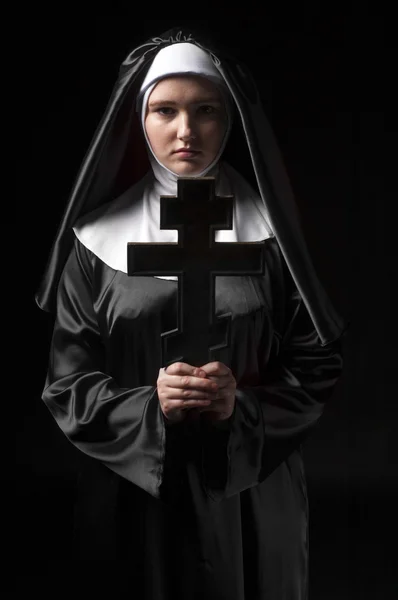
[{"left": 193, "top": 367, "right": 207, "bottom": 378}]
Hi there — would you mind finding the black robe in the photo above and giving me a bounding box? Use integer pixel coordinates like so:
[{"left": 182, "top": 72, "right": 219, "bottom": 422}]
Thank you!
[{"left": 43, "top": 234, "right": 343, "bottom": 599}]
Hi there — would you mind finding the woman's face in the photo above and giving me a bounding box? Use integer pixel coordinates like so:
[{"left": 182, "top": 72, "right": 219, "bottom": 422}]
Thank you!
[{"left": 144, "top": 75, "right": 227, "bottom": 176}]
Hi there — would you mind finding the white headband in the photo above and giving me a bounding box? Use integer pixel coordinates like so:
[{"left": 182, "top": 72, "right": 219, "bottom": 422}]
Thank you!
[{"left": 138, "top": 42, "right": 225, "bottom": 98}]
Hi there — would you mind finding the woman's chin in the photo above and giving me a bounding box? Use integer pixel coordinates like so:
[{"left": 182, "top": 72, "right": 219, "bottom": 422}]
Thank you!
[{"left": 170, "top": 160, "right": 211, "bottom": 177}]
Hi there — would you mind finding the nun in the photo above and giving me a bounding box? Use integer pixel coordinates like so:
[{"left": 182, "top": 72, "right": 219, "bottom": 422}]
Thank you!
[{"left": 36, "top": 27, "right": 347, "bottom": 600}]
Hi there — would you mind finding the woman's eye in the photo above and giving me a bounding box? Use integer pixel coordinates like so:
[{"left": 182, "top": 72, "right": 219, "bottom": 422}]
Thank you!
[
  {"left": 198, "top": 105, "right": 216, "bottom": 114},
  {"left": 154, "top": 105, "right": 217, "bottom": 117},
  {"left": 157, "top": 107, "right": 175, "bottom": 116}
]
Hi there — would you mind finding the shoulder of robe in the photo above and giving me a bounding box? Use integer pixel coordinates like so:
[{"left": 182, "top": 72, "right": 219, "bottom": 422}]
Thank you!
[
  {"left": 71, "top": 174, "right": 151, "bottom": 272},
  {"left": 73, "top": 174, "right": 149, "bottom": 242}
]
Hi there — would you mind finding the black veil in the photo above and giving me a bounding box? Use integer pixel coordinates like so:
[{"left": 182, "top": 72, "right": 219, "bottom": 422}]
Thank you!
[{"left": 35, "top": 26, "right": 347, "bottom": 346}]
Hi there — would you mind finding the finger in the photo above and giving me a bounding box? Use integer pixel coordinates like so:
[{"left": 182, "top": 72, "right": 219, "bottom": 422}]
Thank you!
[
  {"left": 165, "top": 374, "right": 218, "bottom": 392},
  {"left": 166, "top": 398, "right": 212, "bottom": 410},
  {"left": 199, "top": 361, "right": 231, "bottom": 377},
  {"left": 164, "top": 386, "right": 217, "bottom": 400},
  {"left": 206, "top": 374, "right": 231, "bottom": 387},
  {"left": 165, "top": 362, "right": 207, "bottom": 379}
]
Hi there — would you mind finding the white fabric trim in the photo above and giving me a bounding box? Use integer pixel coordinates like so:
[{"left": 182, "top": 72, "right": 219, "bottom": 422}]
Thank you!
[{"left": 73, "top": 162, "right": 273, "bottom": 279}]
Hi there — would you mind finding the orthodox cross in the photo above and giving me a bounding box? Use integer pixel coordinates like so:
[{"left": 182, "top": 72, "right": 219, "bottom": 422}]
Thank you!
[{"left": 127, "top": 177, "right": 265, "bottom": 368}]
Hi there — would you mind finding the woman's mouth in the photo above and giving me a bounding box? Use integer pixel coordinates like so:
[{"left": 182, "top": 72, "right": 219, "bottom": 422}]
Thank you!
[{"left": 174, "top": 148, "right": 200, "bottom": 158}]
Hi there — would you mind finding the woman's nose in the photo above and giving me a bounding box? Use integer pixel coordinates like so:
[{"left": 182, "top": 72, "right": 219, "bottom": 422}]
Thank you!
[{"left": 177, "top": 113, "right": 197, "bottom": 141}]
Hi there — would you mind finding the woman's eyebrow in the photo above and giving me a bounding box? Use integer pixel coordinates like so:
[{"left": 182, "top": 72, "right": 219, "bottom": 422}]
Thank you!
[{"left": 148, "top": 98, "right": 222, "bottom": 108}]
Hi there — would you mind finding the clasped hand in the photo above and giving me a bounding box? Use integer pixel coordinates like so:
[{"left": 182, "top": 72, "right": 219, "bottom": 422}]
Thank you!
[{"left": 157, "top": 361, "right": 236, "bottom": 424}]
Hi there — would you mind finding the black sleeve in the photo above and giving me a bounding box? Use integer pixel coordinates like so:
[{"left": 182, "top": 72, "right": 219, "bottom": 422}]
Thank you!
[
  {"left": 42, "top": 238, "right": 183, "bottom": 503},
  {"left": 201, "top": 285, "right": 344, "bottom": 501}
]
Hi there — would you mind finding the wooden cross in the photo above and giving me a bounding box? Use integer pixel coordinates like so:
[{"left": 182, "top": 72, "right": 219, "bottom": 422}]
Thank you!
[{"left": 127, "top": 177, "right": 266, "bottom": 368}]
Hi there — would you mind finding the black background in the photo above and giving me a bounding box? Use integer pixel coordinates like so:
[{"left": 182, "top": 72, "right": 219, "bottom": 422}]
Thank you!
[{"left": 16, "top": 9, "right": 393, "bottom": 598}]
